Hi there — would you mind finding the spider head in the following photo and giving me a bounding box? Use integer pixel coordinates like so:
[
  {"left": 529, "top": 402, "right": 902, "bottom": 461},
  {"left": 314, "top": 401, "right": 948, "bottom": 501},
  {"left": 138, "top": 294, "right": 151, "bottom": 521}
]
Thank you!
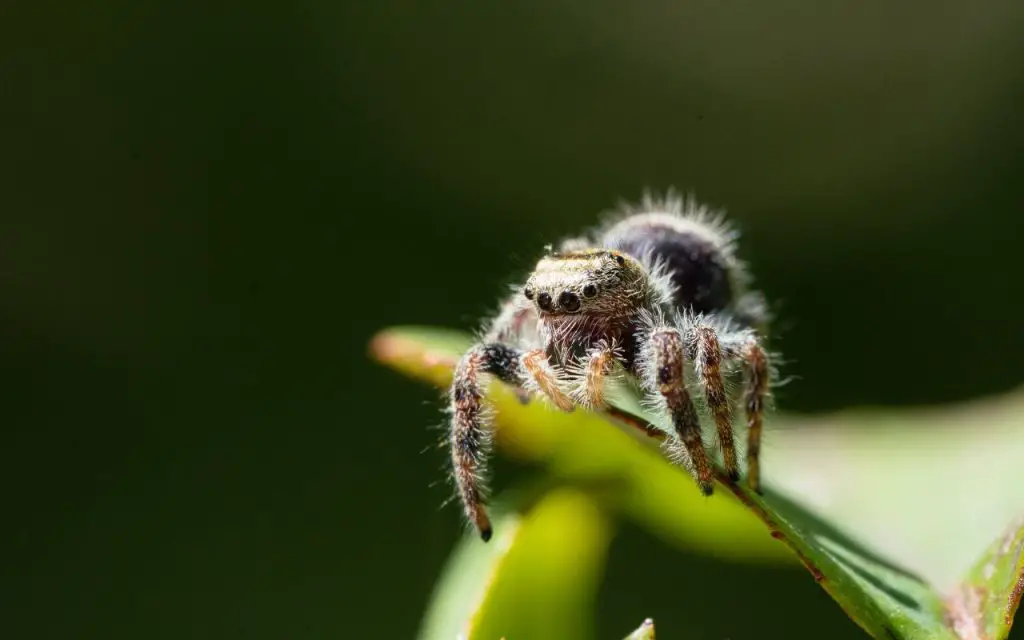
[{"left": 523, "top": 250, "right": 647, "bottom": 317}]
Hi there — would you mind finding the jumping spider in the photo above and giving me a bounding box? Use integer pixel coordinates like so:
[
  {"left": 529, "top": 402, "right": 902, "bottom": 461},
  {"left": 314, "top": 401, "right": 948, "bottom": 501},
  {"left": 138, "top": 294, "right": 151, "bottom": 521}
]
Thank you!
[{"left": 448, "top": 192, "right": 774, "bottom": 541}]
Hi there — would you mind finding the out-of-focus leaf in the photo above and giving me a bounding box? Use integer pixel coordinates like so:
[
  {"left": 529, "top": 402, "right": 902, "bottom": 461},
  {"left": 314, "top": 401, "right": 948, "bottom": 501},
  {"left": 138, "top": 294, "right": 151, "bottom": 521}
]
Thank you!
[
  {"left": 416, "top": 499, "right": 522, "bottom": 640},
  {"left": 371, "top": 325, "right": 1023, "bottom": 639},
  {"left": 765, "top": 398, "right": 1024, "bottom": 593},
  {"left": 418, "top": 488, "right": 612, "bottom": 640}
]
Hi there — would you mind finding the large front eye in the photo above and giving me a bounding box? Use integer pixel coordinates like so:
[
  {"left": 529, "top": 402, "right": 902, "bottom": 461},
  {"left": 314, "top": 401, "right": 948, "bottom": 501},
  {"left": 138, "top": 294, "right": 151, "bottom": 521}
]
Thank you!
[
  {"left": 582, "top": 284, "right": 598, "bottom": 298},
  {"left": 558, "top": 291, "right": 581, "bottom": 312}
]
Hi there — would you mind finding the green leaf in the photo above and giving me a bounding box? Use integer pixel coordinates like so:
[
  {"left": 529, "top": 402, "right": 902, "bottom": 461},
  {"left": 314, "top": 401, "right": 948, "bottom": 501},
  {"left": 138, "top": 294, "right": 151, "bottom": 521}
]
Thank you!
[
  {"left": 371, "top": 325, "right": 1023, "bottom": 639},
  {"left": 418, "top": 487, "right": 613, "bottom": 640}
]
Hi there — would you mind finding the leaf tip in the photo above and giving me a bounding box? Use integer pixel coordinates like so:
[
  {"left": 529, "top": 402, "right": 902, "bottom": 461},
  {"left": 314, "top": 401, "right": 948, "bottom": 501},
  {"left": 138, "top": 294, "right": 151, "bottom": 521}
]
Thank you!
[{"left": 368, "top": 326, "right": 462, "bottom": 387}]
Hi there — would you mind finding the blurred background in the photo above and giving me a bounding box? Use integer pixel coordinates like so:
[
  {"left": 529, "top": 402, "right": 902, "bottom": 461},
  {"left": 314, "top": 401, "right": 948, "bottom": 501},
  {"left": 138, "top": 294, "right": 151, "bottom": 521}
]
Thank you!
[{"left": 4, "top": 1, "right": 1024, "bottom": 638}]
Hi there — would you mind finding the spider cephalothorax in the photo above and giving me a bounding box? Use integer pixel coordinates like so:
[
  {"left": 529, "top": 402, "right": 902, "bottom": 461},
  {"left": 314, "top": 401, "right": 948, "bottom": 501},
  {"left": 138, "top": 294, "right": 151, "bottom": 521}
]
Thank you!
[{"left": 448, "top": 191, "right": 774, "bottom": 541}]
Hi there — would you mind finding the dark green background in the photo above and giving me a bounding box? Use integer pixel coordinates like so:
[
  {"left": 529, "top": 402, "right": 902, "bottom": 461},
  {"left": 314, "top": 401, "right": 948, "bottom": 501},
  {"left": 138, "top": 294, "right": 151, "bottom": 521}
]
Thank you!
[{"left": 4, "top": 1, "right": 1023, "bottom": 638}]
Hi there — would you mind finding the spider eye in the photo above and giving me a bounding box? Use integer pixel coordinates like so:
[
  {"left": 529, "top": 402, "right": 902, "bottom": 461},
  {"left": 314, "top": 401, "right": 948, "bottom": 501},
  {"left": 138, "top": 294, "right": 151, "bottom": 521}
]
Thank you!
[
  {"left": 524, "top": 287, "right": 535, "bottom": 300},
  {"left": 582, "top": 284, "right": 598, "bottom": 298},
  {"left": 536, "top": 292, "right": 553, "bottom": 311},
  {"left": 614, "top": 254, "right": 626, "bottom": 267},
  {"left": 558, "top": 291, "right": 581, "bottom": 312}
]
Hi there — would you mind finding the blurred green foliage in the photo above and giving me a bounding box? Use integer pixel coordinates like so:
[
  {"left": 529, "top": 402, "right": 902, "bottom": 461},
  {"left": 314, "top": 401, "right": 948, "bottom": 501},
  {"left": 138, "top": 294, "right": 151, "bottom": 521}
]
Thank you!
[
  {"left": 4, "top": 1, "right": 1024, "bottom": 638},
  {"left": 422, "top": 488, "right": 613, "bottom": 640}
]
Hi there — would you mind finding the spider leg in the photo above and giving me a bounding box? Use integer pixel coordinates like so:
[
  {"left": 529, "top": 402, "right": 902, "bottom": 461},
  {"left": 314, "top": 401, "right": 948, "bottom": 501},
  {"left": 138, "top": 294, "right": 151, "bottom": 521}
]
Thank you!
[
  {"left": 689, "top": 325, "right": 739, "bottom": 481},
  {"left": 450, "top": 342, "right": 571, "bottom": 541},
  {"left": 521, "top": 350, "right": 575, "bottom": 411},
  {"left": 643, "top": 327, "right": 714, "bottom": 495},
  {"left": 739, "top": 336, "right": 769, "bottom": 493},
  {"left": 714, "top": 330, "right": 771, "bottom": 493},
  {"left": 573, "top": 343, "right": 617, "bottom": 409}
]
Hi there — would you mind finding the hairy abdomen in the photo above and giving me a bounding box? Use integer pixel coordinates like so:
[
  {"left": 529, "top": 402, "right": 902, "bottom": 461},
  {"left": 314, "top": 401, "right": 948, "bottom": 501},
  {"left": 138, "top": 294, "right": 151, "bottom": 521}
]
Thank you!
[{"left": 606, "top": 218, "right": 734, "bottom": 317}]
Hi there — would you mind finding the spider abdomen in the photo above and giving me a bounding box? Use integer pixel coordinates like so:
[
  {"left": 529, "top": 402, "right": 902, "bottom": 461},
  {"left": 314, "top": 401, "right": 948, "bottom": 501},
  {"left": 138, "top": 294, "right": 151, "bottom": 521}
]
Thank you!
[{"left": 604, "top": 216, "right": 735, "bottom": 317}]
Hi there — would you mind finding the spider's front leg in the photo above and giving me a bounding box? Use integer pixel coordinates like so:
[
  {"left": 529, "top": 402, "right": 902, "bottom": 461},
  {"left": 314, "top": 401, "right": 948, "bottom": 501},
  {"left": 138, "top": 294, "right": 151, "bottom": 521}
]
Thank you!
[
  {"left": 449, "top": 342, "right": 573, "bottom": 541},
  {"left": 641, "top": 327, "right": 715, "bottom": 495}
]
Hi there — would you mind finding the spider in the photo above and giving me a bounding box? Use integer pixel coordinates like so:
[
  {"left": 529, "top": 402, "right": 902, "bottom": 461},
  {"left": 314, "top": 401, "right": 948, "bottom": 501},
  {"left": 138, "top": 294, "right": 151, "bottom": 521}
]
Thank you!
[{"left": 448, "top": 191, "right": 775, "bottom": 541}]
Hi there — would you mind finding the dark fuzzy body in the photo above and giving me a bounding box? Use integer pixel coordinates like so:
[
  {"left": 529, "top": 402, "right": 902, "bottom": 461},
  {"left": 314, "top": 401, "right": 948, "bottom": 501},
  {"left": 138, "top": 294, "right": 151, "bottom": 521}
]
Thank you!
[{"left": 610, "top": 221, "right": 735, "bottom": 317}]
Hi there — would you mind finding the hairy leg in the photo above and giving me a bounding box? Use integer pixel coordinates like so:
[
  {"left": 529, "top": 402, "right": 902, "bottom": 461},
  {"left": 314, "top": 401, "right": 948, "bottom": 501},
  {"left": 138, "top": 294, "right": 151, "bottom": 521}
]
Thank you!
[
  {"left": 690, "top": 325, "right": 739, "bottom": 481},
  {"left": 572, "top": 344, "right": 617, "bottom": 409},
  {"left": 739, "top": 337, "right": 770, "bottom": 493},
  {"left": 450, "top": 343, "right": 571, "bottom": 541},
  {"left": 644, "top": 327, "right": 714, "bottom": 495},
  {"left": 521, "top": 350, "right": 575, "bottom": 411}
]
